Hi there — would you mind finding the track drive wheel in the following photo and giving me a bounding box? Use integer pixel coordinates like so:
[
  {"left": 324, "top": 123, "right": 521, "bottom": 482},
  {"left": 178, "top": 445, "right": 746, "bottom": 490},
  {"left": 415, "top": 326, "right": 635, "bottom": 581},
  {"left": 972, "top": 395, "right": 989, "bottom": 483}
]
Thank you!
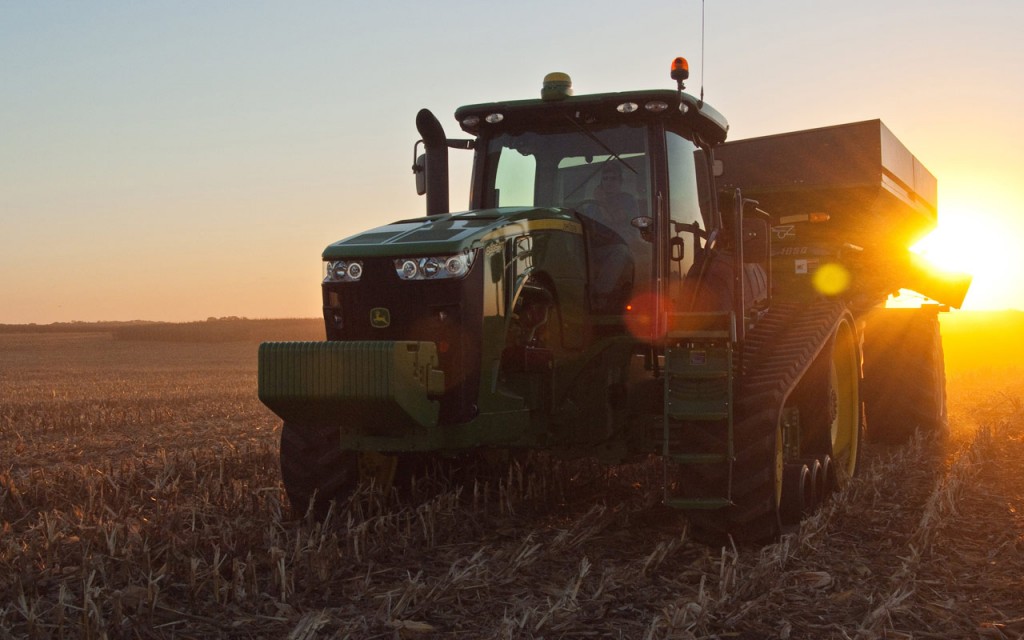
[
  {"left": 280, "top": 422, "right": 359, "bottom": 519},
  {"left": 827, "top": 318, "right": 862, "bottom": 486},
  {"left": 798, "top": 317, "right": 863, "bottom": 490},
  {"left": 863, "top": 308, "right": 948, "bottom": 443}
]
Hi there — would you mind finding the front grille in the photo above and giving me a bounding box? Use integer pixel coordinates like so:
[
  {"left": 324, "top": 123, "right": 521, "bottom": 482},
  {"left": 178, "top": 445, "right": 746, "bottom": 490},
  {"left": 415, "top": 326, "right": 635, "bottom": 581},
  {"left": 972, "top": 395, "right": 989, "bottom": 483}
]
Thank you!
[{"left": 322, "top": 258, "right": 483, "bottom": 424}]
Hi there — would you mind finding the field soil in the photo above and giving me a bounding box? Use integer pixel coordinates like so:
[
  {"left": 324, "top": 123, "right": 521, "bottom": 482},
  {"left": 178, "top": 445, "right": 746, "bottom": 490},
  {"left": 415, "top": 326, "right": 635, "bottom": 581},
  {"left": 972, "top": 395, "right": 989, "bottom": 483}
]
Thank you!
[{"left": 1, "top": 313, "right": 1022, "bottom": 639}]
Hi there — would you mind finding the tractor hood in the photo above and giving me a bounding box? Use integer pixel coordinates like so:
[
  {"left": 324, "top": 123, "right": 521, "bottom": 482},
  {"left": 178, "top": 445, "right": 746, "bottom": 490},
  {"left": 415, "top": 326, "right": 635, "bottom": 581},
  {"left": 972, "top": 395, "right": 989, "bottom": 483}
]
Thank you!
[{"left": 322, "top": 207, "right": 583, "bottom": 259}]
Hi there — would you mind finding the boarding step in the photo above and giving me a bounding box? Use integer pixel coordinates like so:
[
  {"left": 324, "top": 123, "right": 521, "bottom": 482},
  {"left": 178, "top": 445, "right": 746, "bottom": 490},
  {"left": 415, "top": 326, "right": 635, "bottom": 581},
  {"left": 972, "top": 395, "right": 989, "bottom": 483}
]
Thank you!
[
  {"left": 665, "top": 312, "right": 736, "bottom": 341},
  {"left": 662, "top": 330, "right": 735, "bottom": 510},
  {"left": 663, "top": 419, "right": 734, "bottom": 509},
  {"left": 665, "top": 396, "right": 729, "bottom": 422},
  {"left": 664, "top": 344, "right": 732, "bottom": 423}
]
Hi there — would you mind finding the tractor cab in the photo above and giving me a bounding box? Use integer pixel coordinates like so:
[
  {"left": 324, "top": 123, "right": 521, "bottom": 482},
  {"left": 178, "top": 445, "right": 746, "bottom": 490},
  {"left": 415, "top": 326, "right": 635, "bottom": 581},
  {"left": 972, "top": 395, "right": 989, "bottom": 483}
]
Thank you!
[{"left": 416, "top": 66, "right": 734, "bottom": 337}]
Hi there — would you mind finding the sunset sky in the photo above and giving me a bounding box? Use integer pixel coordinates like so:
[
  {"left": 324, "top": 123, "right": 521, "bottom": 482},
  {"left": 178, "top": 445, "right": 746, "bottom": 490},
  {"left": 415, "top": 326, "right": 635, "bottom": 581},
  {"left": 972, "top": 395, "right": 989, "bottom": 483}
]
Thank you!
[{"left": 2, "top": 1, "right": 1022, "bottom": 324}]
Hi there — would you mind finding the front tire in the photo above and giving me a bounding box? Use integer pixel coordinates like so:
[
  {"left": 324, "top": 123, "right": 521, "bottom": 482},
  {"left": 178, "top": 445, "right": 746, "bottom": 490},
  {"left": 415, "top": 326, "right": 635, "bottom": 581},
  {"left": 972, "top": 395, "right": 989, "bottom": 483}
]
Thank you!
[{"left": 280, "top": 422, "right": 358, "bottom": 519}]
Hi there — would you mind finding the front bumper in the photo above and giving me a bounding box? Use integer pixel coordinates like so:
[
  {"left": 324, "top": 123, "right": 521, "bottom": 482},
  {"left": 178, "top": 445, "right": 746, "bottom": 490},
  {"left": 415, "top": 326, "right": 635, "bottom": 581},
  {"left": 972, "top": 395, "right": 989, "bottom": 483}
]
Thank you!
[{"left": 258, "top": 341, "right": 445, "bottom": 430}]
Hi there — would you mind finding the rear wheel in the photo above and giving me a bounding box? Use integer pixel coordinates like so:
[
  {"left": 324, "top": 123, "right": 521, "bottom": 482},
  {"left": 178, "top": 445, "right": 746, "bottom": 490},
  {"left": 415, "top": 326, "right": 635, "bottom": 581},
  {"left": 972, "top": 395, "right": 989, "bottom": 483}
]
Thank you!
[{"left": 863, "top": 308, "right": 947, "bottom": 443}]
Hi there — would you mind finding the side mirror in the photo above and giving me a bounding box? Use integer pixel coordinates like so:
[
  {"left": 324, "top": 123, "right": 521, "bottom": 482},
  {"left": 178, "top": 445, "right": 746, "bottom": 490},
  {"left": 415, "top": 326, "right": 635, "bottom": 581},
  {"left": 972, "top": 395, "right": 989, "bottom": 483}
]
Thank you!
[
  {"left": 670, "top": 236, "right": 685, "bottom": 262},
  {"left": 413, "top": 152, "right": 427, "bottom": 196}
]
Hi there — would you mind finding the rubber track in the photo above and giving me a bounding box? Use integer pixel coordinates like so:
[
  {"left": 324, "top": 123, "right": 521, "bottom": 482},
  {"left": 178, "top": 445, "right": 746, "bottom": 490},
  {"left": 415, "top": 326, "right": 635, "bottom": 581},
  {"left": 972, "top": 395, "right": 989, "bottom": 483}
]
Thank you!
[{"left": 684, "top": 298, "right": 849, "bottom": 543}]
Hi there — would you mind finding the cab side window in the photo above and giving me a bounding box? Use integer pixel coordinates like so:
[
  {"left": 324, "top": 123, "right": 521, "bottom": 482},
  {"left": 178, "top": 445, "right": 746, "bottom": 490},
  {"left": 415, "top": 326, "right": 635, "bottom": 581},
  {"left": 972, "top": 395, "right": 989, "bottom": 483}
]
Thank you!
[
  {"left": 666, "top": 132, "right": 708, "bottom": 268},
  {"left": 490, "top": 146, "right": 537, "bottom": 207},
  {"left": 666, "top": 131, "right": 714, "bottom": 305}
]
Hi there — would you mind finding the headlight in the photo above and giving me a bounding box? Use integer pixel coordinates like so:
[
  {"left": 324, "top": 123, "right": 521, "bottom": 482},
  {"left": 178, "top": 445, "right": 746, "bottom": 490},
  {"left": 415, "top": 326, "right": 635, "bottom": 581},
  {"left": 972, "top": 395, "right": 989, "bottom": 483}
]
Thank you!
[
  {"left": 323, "top": 259, "right": 364, "bottom": 283},
  {"left": 394, "top": 251, "right": 476, "bottom": 281}
]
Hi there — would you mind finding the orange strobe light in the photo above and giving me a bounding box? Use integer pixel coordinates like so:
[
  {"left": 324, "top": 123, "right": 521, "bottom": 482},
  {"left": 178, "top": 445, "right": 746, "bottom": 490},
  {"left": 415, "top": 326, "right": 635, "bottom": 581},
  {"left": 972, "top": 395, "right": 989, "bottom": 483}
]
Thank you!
[{"left": 671, "top": 57, "right": 690, "bottom": 82}]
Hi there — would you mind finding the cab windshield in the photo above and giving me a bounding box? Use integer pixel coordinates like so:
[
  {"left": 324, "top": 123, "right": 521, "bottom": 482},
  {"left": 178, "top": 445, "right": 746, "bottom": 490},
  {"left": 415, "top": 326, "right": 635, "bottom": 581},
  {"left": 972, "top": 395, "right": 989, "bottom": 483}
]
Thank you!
[
  {"left": 483, "top": 124, "right": 650, "bottom": 220},
  {"left": 484, "top": 125, "right": 653, "bottom": 310}
]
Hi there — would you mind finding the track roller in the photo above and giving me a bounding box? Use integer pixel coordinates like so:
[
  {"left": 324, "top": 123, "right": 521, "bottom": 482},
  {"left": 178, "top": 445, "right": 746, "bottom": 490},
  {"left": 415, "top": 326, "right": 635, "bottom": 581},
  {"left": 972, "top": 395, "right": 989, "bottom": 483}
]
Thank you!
[
  {"left": 802, "top": 457, "right": 824, "bottom": 510},
  {"left": 781, "top": 463, "right": 812, "bottom": 524},
  {"left": 818, "top": 454, "right": 835, "bottom": 497}
]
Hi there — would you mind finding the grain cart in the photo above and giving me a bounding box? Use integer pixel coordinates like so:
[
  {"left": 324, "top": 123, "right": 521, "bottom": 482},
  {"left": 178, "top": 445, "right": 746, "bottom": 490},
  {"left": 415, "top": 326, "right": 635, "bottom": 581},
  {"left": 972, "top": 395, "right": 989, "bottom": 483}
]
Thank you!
[{"left": 258, "top": 60, "right": 970, "bottom": 542}]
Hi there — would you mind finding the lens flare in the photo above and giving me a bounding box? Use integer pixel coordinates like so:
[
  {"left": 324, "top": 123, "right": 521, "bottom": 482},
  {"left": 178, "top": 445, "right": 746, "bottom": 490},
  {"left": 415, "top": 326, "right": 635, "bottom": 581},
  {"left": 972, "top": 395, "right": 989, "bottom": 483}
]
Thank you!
[{"left": 813, "top": 263, "right": 851, "bottom": 296}]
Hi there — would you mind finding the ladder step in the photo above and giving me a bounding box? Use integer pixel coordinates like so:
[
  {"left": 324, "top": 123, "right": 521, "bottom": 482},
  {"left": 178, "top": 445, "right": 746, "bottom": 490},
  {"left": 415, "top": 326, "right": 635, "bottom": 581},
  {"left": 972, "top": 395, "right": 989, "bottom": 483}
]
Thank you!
[
  {"left": 662, "top": 317, "right": 735, "bottom": 512},
  {"left": 665, "top": 312, "right": 735, "bottom": 341},
  {"left": 667, "top": 371, "right": 728, "bottom": 380},
  {"left": 665, "top": 411, "right": 729, "bottom": 421},
  {"left": 666, "top": 330, "right": 731, "bottom": 340},
  {"left": 665, "top": 497, "right": 733, "bottom": 510}
]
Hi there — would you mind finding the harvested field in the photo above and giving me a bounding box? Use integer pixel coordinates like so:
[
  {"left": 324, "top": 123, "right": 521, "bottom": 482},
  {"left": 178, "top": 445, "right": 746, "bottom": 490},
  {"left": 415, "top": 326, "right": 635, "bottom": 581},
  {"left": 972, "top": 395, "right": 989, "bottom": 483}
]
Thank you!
[{"left": 1, "top": 319, "right": 1022, "bottom": 639}]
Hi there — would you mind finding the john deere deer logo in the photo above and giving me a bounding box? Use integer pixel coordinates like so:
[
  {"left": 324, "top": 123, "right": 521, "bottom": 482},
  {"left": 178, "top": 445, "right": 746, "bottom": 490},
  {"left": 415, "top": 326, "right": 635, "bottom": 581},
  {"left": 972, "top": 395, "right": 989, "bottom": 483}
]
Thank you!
[{"left": 370, "top": 307, "right": 391, "bottom": 328}]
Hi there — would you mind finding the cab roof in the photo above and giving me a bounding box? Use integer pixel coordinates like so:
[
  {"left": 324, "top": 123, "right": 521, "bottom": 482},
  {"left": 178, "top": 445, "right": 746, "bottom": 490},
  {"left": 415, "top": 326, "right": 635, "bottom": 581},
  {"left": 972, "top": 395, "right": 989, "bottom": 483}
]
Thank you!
[{"left": 454, "top": 89, "right": 729, "bottom": 145}]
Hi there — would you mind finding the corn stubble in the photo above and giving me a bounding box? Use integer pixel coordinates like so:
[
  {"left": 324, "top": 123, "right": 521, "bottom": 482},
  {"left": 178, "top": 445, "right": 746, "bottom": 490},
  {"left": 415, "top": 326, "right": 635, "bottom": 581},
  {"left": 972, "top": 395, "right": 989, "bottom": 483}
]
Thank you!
[{"left": 1, "top": 333, "right": 1022, "bottom": 638}]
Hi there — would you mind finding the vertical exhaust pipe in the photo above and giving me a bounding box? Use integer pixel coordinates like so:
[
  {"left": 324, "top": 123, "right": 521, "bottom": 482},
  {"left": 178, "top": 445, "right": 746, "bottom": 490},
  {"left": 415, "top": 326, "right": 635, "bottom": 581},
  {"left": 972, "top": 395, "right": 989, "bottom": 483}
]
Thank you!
[{"left": 416, "top": 108, "right": 450, "bottom": 216}]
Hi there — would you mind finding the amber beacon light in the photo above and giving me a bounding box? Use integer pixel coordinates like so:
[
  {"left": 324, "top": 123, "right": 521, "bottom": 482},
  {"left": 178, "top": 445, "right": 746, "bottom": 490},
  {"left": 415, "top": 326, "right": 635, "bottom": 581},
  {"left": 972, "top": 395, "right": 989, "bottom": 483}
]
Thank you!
[{"left": 671, "top": 57, "right": 690, "bottom": 83}]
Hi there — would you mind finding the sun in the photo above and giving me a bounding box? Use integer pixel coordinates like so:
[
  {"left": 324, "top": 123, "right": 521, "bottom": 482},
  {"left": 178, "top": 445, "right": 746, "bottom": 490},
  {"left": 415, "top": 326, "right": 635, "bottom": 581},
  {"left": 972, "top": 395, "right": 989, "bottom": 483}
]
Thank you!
[
  {"left": 909, "top": 204, "right": 1017, "bottom": 310},
  {"left": 912, "top": 223, "right": 983, "bottom": 276}
]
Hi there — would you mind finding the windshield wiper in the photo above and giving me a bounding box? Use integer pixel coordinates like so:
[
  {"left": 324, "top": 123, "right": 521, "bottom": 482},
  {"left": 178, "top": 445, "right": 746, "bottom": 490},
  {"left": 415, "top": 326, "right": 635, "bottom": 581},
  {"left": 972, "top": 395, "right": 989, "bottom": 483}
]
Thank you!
[{"left": 562, "top": 114, "right": 638, "bottom": 176}]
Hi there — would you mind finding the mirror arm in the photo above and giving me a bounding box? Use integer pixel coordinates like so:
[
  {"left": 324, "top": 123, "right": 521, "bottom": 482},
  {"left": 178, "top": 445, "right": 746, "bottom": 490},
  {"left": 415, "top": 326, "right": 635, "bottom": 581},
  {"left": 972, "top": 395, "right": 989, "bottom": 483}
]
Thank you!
[{"left": 412, "top": 140, "right": 426, "bottom": 196}]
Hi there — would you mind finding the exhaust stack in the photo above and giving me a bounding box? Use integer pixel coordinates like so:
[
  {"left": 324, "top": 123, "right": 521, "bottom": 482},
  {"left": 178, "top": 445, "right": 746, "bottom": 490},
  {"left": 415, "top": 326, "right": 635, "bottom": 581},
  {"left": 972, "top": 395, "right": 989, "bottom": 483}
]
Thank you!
[{"left": 416, "top": 108, "right": 450, "bottom": 216}]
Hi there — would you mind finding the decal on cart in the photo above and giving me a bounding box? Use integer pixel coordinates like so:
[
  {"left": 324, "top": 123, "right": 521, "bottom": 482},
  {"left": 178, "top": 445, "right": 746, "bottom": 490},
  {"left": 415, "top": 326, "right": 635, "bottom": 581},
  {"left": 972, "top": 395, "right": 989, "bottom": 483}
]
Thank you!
[
  {"left": 794, "top": 259, "right": 820, "bottom": 275},
  {"left": 773, "top": 225, "right": 796, "bottom": 240},
  {"left": 778, "top": 246, "right": 810, "bottom": 256}
]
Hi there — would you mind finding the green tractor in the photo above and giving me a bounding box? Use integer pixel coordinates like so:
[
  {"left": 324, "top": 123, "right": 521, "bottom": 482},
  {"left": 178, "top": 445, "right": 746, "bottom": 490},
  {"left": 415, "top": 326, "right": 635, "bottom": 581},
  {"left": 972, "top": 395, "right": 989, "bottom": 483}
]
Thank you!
[{"left": 258, "top": 59, "right": 970, "bottom": 542}]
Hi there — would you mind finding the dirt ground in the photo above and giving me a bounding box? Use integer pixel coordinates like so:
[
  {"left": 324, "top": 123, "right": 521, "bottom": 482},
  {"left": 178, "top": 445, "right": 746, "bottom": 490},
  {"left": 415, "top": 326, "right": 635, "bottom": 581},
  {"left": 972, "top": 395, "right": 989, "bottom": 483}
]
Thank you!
[{"left": 0, "top": 324, "right": 1022, "bottom": 639}]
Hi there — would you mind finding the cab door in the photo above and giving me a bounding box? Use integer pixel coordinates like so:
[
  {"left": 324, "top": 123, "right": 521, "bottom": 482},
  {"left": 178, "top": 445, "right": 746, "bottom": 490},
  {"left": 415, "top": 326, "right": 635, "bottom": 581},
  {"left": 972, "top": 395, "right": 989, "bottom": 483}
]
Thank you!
[{"left": 662, "top": 128, "right": 718, "bottom": 314}]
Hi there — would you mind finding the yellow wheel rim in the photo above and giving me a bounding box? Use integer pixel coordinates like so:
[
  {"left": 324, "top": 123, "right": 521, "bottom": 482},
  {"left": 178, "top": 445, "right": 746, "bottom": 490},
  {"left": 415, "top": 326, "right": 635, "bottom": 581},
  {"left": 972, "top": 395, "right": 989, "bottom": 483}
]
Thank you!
[{"left": 830, "top": 320, "right": 860, "bottom": 484}]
